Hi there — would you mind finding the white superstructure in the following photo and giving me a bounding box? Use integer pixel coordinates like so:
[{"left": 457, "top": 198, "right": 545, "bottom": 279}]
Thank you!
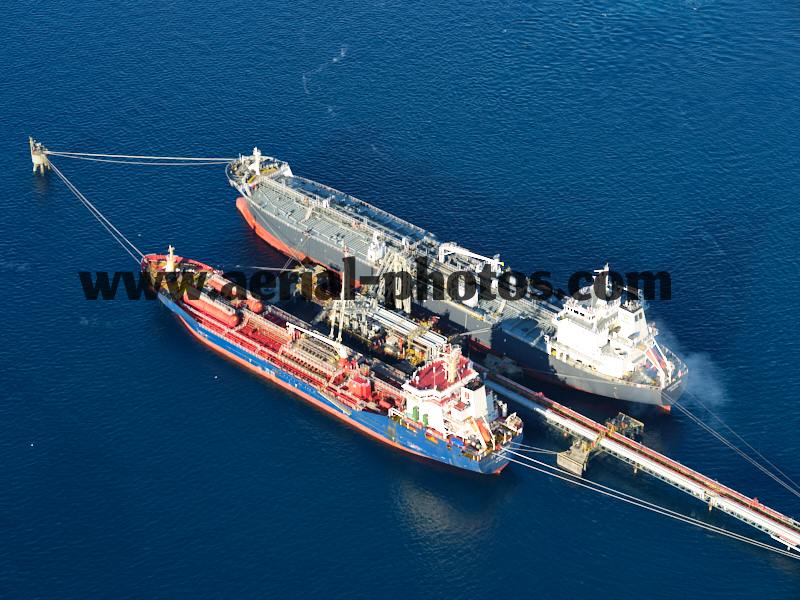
[
  {"left": 546, "top": 265, "right": 680, "bottom": 388},
  {"left": 401, "top": 345, "right": 513, "bottom": 450}
]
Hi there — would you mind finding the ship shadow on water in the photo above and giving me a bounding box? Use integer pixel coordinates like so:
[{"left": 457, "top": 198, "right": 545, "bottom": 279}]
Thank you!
[{"left": 389, "top": 467, "right": 519, "bottom": 542}]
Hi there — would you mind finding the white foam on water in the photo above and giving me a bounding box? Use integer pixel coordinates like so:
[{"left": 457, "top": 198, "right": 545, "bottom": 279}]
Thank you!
[{"left": 683, "top": 351, "right": 728, "bottom": 407}]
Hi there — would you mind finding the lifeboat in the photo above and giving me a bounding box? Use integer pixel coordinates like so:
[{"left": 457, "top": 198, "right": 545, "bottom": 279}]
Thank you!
[
  {"left": 208, "top": 274, "right": 264, "bottom": 313},
  {"left": 183, "top": 292, "right": 240, "bottom": 328}
]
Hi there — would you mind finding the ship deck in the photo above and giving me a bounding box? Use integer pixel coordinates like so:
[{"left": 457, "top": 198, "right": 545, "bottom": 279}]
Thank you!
[
  {"left": 278, "top": 175, "right": 433, "bottom": 244},
  {"left": 409, "top": 358, "right": 475, "bottom": 394},
  {"left": 245, "top": 166, "right": 678, "bottom": 403}
]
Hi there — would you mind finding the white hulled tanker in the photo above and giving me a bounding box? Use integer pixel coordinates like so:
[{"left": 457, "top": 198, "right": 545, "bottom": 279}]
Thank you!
[{"left": 227, "top": 149, "right": 686, "bottom": 407}]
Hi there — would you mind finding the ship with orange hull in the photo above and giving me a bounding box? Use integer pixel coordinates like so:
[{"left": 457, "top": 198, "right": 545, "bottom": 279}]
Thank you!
[{"left": 142, "top": 247, "right": 523, "bottom": 474}]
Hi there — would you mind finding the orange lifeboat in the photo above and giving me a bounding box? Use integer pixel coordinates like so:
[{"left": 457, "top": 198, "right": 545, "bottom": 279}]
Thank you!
[
  {"left": 182, "top": 292, "right": 240, "bottom": 328},
  {"left": 208, "top": 275, "right": 263, "bottom": 313}
]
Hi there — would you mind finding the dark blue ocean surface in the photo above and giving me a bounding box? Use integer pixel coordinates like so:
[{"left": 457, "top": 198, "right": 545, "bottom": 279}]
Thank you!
[{"left": 2, "top": 0, "right": 799, "bottom": 597}]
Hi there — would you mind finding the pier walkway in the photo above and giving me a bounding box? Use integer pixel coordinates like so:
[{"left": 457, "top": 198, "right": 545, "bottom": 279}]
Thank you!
[{"left": 486, "top": 373, "right": 800, "bottom": 553}]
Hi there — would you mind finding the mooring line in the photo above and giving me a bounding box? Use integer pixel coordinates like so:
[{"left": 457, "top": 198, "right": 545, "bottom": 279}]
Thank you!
[
  {"left": 501, "top": 449, "right": 800, "bottom": 560},
  {"left": 46, "top": 150, "right": 235, "bottom": 161},
  {"left": 684, "top": 389, "right": 800, "bottom": 494},
  {"left": 49, "top": 161, "right": 143, "bottom": 263},
  {"left": 45, "top": 155, "right": 231, "bottom": 166},
  {"left": 671, "top": 400, "right": 800, "bottom": 500}
]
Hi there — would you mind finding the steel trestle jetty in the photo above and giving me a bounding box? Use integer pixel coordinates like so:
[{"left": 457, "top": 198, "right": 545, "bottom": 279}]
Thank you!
[{"left": 486, "top": 373, "right": 800, "bottom": 552}]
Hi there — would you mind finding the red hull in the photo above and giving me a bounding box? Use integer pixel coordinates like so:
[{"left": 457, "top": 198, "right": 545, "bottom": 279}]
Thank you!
[{"left": 237, "top": 197, "right": 309, "bottom": 261}]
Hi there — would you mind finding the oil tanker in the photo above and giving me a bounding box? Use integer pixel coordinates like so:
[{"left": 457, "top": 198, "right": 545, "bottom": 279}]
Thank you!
[
  {"left": 226, "top": 149, "right": 687, "bottom": 407},
  {"left": 142, "top": 246, "right": 523, "bottom": 474}
]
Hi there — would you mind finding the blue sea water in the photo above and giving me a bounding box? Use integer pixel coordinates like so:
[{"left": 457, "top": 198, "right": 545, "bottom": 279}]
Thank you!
[{"left": 2, "top": 0, "right": 799, "bottom": 597}]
